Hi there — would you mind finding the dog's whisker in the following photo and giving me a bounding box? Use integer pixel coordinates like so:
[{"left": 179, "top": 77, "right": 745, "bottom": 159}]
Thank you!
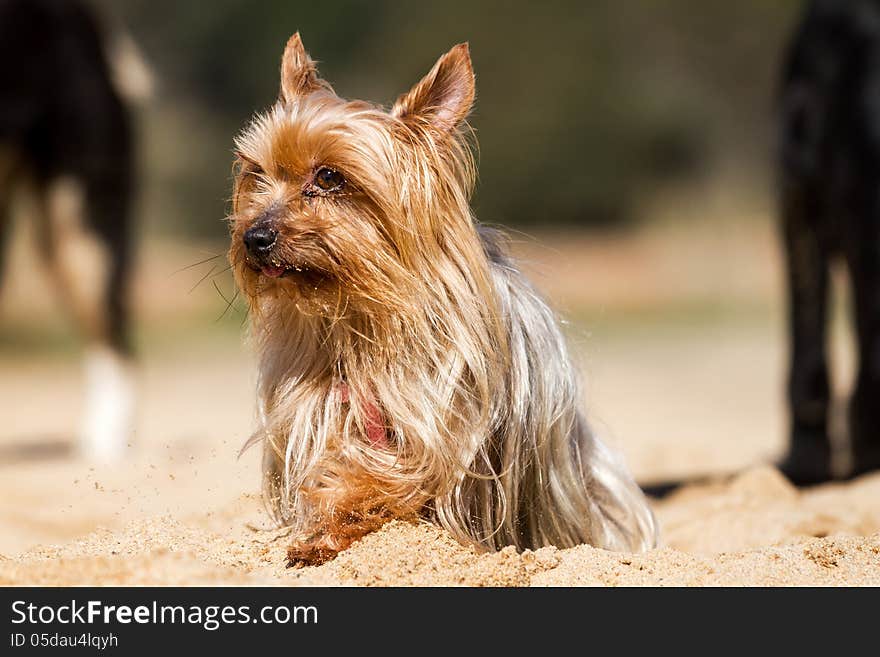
[
  {"left": 188, "top": 264, "right": 218, "bottom": 293},
  {"left": 212, "top": 280, "right": 240, "bottom": 322},
  {"left": 171, "top": 253, "right": 224, "bottom": 276},
  {"left": 209, "top": 264, "right": 234, "bottom": 279}
]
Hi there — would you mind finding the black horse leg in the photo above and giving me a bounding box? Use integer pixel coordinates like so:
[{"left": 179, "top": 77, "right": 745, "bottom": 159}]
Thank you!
[
  {"left": 779, "top": 184, "right": 833, "bottom": 485},
  {"left": 846, "top": 204, "right": 880, "bottom": 478}
]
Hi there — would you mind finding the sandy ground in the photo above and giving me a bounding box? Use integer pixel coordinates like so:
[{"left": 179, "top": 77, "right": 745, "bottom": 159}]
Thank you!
[{"left": 1, "top": 222, "right": 879, "bottom": 586}]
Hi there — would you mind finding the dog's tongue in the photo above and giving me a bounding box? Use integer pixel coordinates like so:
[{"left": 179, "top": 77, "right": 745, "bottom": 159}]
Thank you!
[{"left": 262, "top": 265, "right": 286, "bottom": 278}]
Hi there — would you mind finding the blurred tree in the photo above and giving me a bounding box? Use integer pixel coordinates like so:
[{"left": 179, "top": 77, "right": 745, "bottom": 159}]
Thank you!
[{"left": 96, "top": 0, "right": 802, "bottom": 238}]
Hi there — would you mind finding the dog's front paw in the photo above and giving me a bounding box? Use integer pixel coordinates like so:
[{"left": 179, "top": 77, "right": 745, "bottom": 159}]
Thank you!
[
  {"left": 285, "top": 511, "right": 395, "bottom": 567},
  {"left": 286, "top": 540, "right": 339, "bottom": 568}
]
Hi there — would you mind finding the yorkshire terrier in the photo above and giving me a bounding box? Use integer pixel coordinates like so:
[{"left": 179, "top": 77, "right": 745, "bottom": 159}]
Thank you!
[{"left": 229, "top": 33, "right": 657, "bottom": 565}]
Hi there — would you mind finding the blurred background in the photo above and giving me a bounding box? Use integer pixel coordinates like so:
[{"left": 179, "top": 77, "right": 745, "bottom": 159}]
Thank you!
[{"left": 3, "top": 0, "right": 856, "bottom": 554}]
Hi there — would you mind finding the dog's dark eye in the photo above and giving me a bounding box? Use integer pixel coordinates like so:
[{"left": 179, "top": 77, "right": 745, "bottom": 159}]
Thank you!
[{"left": 314, "top": 167, "right": 345, "bottom": 192}]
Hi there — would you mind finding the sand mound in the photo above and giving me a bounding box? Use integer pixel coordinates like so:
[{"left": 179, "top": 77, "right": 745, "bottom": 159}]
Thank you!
[{"left": 3, "top": 467, "right": 879, "bottom": 586}]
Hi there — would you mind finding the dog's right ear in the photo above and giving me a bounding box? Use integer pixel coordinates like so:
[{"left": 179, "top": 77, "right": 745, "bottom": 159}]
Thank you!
[{"left": 280, "top": 32, "right": 322, "bottom": 102}]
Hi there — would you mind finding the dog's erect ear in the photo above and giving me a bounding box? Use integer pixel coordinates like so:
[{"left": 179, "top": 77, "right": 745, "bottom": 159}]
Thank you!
[
  {"left": 280, "top": 32, "right": 322, "bottom": 102},
  {"left": 392, "top": 43, "right": 474, "bottom": 133}
]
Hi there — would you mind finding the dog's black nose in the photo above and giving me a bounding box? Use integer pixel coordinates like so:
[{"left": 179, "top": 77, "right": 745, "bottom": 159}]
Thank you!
[{"left": 243, "top": 225, "right": 277, "bottom": 257}]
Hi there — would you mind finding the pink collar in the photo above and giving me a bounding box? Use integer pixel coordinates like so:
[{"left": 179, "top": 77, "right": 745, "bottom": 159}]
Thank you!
[{"left": 336, "top": 382, "right": 388, "bottom": 447}]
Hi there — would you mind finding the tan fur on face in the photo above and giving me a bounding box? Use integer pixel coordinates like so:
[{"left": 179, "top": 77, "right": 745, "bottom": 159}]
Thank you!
[{"left": 229, "top": 33, "right": 658, "bottom": 564}]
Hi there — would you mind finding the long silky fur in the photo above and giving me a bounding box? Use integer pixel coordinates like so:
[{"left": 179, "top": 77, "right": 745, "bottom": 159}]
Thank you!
[{"left": 230, "top": 36, "right": 658, "bottom": 559}]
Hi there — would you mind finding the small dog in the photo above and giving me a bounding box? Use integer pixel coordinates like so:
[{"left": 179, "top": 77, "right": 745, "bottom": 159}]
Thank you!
[
  {"left": 778, "top": 0, "right": 880, "bottom": 485},
  {"left": 0, "top": 0, "right": 142, "bottom": 462},
  {"left": 229, "top": 33, "right": 657, "bottom": 564}
]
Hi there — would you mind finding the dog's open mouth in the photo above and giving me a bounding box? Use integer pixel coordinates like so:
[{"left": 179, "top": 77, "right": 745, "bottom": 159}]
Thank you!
[{"left": 253, "top": 262, "right": 329, "bottom": 287}]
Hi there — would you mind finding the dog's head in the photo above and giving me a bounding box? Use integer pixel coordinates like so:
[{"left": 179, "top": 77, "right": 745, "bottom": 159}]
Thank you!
[{"left": 229, "top": 33, "right": 480, "bottom": 316}]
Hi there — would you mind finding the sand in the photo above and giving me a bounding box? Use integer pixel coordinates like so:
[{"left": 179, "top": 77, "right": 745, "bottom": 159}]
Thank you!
[{"left": 2, "top": 466, "right": 879, "bottom": 586}]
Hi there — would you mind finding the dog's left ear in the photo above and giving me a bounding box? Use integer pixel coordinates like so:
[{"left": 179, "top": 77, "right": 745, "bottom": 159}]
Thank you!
[
  {"left": 392, "top": 43, "right": 474, "bottom": 133},
  {"left": 280, "top": 32, "right": 323, "bottom": 102}
]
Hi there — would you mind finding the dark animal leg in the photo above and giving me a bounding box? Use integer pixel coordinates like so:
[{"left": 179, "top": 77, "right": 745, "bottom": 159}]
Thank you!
[
  {"left": 779, "top": 185, "right": 833, "bottom": 485},
  {"left": 847, "top": 215, "right": 880, "bottom": 477},
  {"left": 84, "top": 177, "right": 133, "bottom": 356},
  {"left": 39, "top": 173, "right": 135, "bottom": 461},
  {"left": 0, "top": 151, "right": 19, "bottom": 294}
]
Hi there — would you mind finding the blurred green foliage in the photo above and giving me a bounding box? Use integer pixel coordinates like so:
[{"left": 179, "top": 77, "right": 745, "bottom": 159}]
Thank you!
[{"left": 99, "top": 0, "right": 802, "bottom": 238}]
